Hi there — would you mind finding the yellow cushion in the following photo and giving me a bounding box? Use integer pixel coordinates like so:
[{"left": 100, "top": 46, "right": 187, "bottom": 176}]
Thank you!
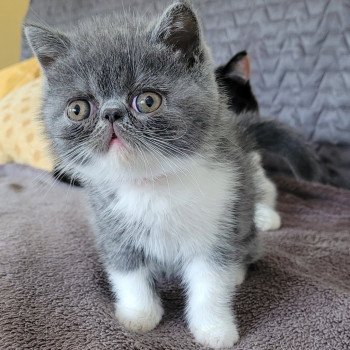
[
  {"left": 0, "top": 58, "right": 41, "bottom": 99},
  {"left": 0, "top": 59, "right": 54, "bottom": 171}
]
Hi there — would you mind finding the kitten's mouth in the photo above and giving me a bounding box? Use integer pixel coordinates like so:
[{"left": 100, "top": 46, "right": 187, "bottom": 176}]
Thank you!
[{"left": 109, "top": 131, "right": 123, "bottom": 149}]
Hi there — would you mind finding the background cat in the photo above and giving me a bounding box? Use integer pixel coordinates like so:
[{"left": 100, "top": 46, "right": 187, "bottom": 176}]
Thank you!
[{"left": 215, "top": 51, "right": 329, "bottom": 184}]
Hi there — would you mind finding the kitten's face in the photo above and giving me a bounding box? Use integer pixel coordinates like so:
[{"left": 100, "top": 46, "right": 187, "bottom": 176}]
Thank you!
[{"left": 26, "top": 3, "right": 219, "bottom": 182}]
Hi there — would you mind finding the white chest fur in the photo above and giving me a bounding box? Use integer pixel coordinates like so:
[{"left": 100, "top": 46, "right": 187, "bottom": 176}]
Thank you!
[{"left": 108, "top": 163, "right": 236, "bottom": 265}]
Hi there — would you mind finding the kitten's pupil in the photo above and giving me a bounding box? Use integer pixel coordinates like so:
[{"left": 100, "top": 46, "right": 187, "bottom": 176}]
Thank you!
[
  {"left": 145, "top": 96, "right": 154, "bottom": 108},
  {"left": 74, "top": 104, "right": 80, "bottom": 115}
]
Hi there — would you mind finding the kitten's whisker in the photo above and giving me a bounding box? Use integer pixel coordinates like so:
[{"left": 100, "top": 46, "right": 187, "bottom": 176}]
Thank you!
[{"left": 42, "top": 143, "right": 91, "bottom": 198}]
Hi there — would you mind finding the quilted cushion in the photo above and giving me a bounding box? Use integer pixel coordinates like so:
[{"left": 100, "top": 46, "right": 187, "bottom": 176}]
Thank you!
[
  {"left": 0, "top": 59, "right": 53, "bottom": 171},
  {"left": 22, "top": 0, "right": 350, "bottom": 145}
]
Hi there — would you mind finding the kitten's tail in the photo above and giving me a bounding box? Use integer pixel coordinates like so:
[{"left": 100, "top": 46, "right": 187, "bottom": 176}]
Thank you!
[{"left": 245, "top": 120, "right": 327, "bottom": 182}]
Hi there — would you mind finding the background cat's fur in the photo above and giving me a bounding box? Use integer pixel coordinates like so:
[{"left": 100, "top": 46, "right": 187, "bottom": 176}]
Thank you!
[
  {"left": 215, "top": 51, "right": 327, "bottom": 184},
  {"left": 25, "top": 2, "right": 280, "bottom": 348}
]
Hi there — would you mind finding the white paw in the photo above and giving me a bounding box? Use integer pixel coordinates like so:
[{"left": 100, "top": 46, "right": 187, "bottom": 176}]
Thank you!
[
  {"left": 233, "top": 267, "right": 246, "bottom": 286},
  {"left": 115, "top": 299, "right": 164, "bottom": 333},
  {"left": 255, "top": 203, "right": 281, "bottom": 231},
  {"left": 191, "top": 320, "right": 239, "bottom": 349}
]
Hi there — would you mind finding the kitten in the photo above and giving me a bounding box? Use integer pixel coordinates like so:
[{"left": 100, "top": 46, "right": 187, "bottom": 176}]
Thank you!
[
  {"left": 25, "top": 2, "right": 279, "bottom": 348},
  {"left": 216, "top": 51, "right": 325, "bottom": 183}
]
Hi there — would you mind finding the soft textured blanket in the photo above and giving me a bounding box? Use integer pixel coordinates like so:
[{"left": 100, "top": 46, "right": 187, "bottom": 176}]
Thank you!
[{"left": 0, "top": 164, "right": 349, "bottom": 350}]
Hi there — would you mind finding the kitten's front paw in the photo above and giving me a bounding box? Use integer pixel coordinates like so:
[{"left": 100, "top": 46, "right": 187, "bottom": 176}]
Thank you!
[
  {"left": 190, "top": 320, "right": 239, "bottom": 349},
  {"left": 233, "top": 267, "right": 246, "bottom": 286},
  {"left": 255, "top": 204, "right": 281, "bottom": 231},
  {"left": 115, "top": 299, "right": 164, "bottom": 333}
]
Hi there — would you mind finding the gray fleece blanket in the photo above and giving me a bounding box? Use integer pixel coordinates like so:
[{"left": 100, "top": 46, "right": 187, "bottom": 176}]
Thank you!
[{"left": 0, "top": 164, "right": 349, "bottom": 350}]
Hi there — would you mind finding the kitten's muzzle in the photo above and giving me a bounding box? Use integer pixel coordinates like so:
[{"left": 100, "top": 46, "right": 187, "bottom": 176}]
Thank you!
[{"left": 103, "top": 108, "right": 123, "bottom": 123}]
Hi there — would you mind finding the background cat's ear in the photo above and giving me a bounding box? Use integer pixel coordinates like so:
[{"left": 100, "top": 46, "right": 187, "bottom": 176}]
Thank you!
[
  {"left": 152, "top": 1, "right": 202, "bottom": 64},
  {"left": 223, "top": 51, "right": 251, "bottom": 81},
  {"left": 24, "top": 24, "right": 70, "bottom": 70}
]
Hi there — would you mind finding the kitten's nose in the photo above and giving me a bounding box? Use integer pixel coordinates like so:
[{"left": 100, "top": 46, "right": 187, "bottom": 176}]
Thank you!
[{"left": 103, "top": 108, "right": 123, "bottom": 123}]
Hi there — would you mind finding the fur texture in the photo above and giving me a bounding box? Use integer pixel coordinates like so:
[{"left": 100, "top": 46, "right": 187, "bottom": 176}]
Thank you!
[{"left": 25, "top": 2, "right": 279, "bottom": 348}]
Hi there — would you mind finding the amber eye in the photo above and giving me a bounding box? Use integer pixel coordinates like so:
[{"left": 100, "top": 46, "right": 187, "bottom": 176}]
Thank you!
[
  {"left": 132, "top": 92, "right": 162, "bottom": 114},
  {"left": 67, "top": 100, "right": 91, "bottom": 121}
]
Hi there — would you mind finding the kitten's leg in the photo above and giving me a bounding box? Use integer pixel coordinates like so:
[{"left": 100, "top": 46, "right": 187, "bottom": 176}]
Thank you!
[
  {"left": 255, "top": 173, "right": 281, "bottom": 231},
  {"left": 107, "top": 266, "right": 164, "bottom": 333},
  {"left": 252, "top": 152, "right": 281, "bottom": 231},
  {"left": 183, "top": 258, "right": 243, "bottom": 349},
  {"left": 255, "top": 202, "right": 281, "bottom": 231}
]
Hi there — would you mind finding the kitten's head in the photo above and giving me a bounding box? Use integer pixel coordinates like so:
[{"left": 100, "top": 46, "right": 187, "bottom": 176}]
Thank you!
[
  {"left": 25, "top": 1, "right": 219, "bottom": 183},
  {"left": 215, "top": 51, "right": 259, "bottom": 114}
]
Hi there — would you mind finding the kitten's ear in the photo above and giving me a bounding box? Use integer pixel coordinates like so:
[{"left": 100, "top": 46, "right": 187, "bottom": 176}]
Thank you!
[
  {"left": 152, "top": 1, "right": 202, "bottom": 64},
  {"left": 24, "top": 24, "right": 70, "bottom": 70},
  {"left": 223, "top": 51, "right": 251, "bottom": 81}
]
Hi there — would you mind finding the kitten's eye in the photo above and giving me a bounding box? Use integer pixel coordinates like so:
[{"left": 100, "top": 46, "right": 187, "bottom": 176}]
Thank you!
[
  {"left": 67, "top": 100, "right": 91, "bottom": 121},
  {"left": 132, "top": 92, "right": 162, "bottom": 114}
]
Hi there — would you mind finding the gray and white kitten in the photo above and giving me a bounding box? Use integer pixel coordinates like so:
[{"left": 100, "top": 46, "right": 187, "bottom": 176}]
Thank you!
[{"left": 25, "top": 2, "right": 279, "bottom": 348}]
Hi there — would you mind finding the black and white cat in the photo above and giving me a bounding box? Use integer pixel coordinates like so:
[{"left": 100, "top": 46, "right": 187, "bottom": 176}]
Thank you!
[
  {"left": 216, "top": 51, "right": 324, "bottom": 183},
  {"left": 26, "top": 2, "right": 282, "bottom": 348}
]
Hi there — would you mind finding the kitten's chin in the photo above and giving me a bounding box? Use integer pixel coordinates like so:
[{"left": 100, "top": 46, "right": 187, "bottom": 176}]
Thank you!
[{"left": 80, "top": 145, "right": 199, "bottom": 186}]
